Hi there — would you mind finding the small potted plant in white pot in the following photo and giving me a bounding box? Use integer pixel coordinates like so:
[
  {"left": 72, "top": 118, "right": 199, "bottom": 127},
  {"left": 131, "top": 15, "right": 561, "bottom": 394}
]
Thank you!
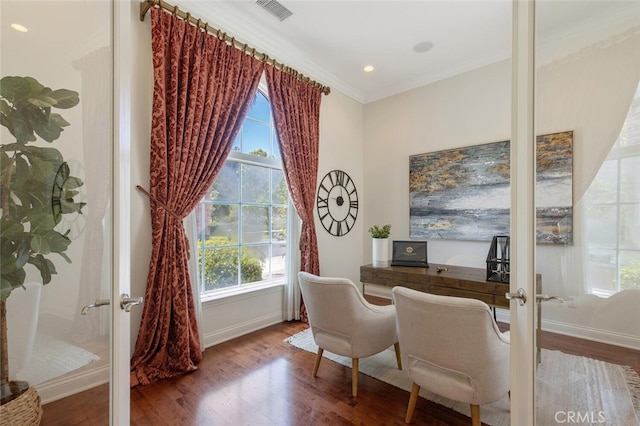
[{"left": 368, "top": 224, "right": 391, "bottom": 267}]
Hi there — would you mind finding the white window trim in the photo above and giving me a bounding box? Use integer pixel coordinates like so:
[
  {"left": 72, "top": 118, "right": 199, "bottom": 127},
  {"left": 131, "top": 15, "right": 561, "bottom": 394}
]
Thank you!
[{"left": 200, "top": 279, "right": 286, "bottom": 304}]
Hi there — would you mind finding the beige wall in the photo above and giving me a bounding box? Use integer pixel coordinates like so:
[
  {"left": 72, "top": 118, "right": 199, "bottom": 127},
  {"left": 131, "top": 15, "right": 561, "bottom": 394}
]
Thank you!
[
  {"left": 362, "top": 60, "right": 511, "bottom": 266},
  {"left": 316, "top": 90, "right": 364, "bottom": 280}
]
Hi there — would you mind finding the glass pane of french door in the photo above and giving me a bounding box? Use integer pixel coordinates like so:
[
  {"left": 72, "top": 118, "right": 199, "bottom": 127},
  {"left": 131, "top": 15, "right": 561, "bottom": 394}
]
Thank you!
[
  {"left": 1, "top": 0, "right": 113, "bottom": 421},
  {"left": 535, "top": 1, "right": 640, "bottom": 424}
]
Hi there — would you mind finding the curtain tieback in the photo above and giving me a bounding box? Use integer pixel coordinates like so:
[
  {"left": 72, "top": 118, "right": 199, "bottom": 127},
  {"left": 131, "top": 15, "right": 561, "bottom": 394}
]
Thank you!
[
  {"left": 136, "top": 185, "right": 191, "bottom": 260},
  {"left": 136, "top": 185, "right": 182, "bottom": 220}
]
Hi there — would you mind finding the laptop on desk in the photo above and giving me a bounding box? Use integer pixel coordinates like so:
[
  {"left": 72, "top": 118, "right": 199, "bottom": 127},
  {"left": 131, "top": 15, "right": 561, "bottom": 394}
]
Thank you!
[{"left": 390, "top": 240, "right": 429, "bottom": 267}]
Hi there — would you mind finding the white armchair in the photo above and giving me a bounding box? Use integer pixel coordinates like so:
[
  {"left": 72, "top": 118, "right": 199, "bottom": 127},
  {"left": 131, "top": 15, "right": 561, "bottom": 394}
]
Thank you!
[
  {"left": 392, "top": 286, "right": 510, "bottom": 426},
  {"left": 297, "top": 271, "right": 402, "bottom": 397}
]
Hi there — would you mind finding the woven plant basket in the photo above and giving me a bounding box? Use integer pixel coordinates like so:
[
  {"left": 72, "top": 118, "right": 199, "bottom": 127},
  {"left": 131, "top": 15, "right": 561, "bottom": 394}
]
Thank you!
[{"left": 0, "top": 385, "right": 43, "bottom": 426}]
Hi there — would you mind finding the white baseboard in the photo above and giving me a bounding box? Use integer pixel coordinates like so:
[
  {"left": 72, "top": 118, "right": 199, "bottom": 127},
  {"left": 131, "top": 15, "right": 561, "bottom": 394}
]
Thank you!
[
  {"left": 495, "top": 308, "right": 639, "bottom": 350},
  {"left": 36, "top": 365, "right": 109, "bottom": 405},
  {"left": 541, "top": 318, "right": 640, "bottom": 350}
]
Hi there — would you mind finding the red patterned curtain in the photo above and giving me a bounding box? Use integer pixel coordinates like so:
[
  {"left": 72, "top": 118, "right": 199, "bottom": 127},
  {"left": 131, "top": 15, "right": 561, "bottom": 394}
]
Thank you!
[
  {"left": 265, "top": 65, "right": 323, "bottom": 322},
  {"left": 131, "top": 8, "right": 263, "bottom": 386}
]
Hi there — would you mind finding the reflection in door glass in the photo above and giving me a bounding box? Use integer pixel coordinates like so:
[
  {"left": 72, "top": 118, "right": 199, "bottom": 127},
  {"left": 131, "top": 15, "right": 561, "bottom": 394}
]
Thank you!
[
  {"left": 0, "top": 0, "right": 112, "bottom": 412},
  {"left": 535, "top": 1, "right": 640, "bottom": 425}
]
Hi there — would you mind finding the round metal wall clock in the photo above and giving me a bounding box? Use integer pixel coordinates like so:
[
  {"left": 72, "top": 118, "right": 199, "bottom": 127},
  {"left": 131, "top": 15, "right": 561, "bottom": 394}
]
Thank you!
[{"left": 316, "top": 169, "right": 358, "bottom": 236}]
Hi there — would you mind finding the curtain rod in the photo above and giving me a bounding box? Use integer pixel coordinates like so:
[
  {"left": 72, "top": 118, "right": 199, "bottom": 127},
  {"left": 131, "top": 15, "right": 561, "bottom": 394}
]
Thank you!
[{"left": 139, "top": 0, "right": 331, "bottom": 95}]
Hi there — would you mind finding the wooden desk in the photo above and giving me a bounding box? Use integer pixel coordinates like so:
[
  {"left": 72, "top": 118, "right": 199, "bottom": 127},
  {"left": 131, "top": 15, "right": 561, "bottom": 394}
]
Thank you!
[
  {"left": 360, "top": 263, "right": 542, "bottom": 308},
  {"left": 360, "top": 263, "right": 543, "bottom": 361}
]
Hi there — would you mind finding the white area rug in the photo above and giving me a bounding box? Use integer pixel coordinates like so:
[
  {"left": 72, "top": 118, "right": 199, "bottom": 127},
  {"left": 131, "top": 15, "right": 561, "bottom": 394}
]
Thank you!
[
  {"left": 16, "top": 333, "right": 101, "bottom": 385},
  {"left": 286, "top": 328, "right": 640, "bottom": 426}
]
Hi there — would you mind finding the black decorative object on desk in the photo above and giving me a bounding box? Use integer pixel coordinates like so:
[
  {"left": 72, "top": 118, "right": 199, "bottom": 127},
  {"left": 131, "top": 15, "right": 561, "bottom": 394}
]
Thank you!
[{"left": 486, "top": 235, "right": 510, "bottom": 283}]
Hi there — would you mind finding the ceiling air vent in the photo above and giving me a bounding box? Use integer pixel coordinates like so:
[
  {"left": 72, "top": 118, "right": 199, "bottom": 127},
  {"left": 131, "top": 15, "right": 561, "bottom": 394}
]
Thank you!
[{"left": 255, "top": 0, "right": 293, "bottom": 21}]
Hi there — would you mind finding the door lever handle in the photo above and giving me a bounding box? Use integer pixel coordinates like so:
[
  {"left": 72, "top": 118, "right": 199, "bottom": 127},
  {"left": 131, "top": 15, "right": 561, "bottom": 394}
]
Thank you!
[
  {"left": 120, "top": 293, "right": 143, "bottom": 312},
  {"left": 536, "top": 294, "right": 564, "bottom": 303},
  {"left": 81, "top": 298, "right": 110, "bottom": 315},
  {"left": 505, "top": 288, "right": 527, "bottom": 306}
]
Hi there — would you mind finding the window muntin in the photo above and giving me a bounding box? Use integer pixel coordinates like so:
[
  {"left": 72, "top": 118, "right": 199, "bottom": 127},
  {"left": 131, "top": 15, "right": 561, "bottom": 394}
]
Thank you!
[{"left": 195, "top": 90, "right": 287, "bottom": 295}]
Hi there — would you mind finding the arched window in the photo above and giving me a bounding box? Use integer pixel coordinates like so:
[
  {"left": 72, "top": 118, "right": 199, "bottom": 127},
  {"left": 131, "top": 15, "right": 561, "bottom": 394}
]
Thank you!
[{"left": 194, "top": 89, "right": 288, "bottom": 296}]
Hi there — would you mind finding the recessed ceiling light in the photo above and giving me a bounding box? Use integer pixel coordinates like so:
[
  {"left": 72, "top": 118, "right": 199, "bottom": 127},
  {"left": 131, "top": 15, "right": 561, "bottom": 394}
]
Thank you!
[
  {"left": 413, "top": 41, "right": 434, "bottom": 53},
  {"left": 11, "top": 23, "right": 28, "bottom": 33},
  {"left": 363, "top": 65, "right": 375, "bottom": 73}
]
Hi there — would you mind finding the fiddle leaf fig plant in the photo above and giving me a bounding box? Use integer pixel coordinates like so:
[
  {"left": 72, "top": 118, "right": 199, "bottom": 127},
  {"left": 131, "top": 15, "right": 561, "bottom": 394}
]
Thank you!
[{"left": 0, "top": 75, "right": 84, "bottom": 397}]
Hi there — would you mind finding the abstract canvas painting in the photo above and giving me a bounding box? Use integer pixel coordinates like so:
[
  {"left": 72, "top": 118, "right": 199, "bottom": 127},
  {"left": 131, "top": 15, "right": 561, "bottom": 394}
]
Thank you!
[{"left": 409, "top": 131, "right": 573, "bottom": 244}]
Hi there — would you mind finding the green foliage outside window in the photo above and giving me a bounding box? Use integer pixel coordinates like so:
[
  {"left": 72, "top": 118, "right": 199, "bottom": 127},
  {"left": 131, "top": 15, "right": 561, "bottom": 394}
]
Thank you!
[
  {"left": 198, "top": 236, "right": 263, "bottom": 291},
  {"left": 620, "top": 258, "right": 640, "bottom": 290}
]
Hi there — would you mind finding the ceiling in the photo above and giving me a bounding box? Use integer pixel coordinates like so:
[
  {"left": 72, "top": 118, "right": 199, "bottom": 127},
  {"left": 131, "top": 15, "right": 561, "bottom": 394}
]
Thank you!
[
  {"left": 178, "top": 1, "right": 638, "bottom": 104},
  {"left": 3, "top": 1, "right": 635, "bottom": 104}
]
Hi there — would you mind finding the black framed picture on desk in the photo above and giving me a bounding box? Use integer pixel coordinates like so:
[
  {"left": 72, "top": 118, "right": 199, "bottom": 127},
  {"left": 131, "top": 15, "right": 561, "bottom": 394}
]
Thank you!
[{"left": 391, "top": 240, "right": 429, "bottom": 267}]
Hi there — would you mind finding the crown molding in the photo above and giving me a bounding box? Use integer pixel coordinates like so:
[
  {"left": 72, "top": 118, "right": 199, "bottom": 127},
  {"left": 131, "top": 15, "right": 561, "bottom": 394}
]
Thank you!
[
  {"left": 177, "top": 1, "right": 639, "bottom": 105},
  {"left": 187, "top": 1, "right": 364, "bottom": 103}
]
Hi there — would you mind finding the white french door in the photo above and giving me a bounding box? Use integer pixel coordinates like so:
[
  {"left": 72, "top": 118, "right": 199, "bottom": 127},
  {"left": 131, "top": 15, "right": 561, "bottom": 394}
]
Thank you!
[
  {"left": 1, "top": 1, "right": 133, "bottom": 424},
  {"left": 510, "top": 1, "right": 640, "bottom": 424},
  {"left": 113, "top": 0, "right": 133, "bottom": 424},
  {"left": 508, "top": 1, "right": 537, "bottom": 424}
]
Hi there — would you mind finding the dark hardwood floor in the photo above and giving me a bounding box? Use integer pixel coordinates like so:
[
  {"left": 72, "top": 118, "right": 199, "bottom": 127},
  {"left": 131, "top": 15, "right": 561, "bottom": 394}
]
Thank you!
[{"left": 40, "top": 318, "right": 639, "bottom": 426}]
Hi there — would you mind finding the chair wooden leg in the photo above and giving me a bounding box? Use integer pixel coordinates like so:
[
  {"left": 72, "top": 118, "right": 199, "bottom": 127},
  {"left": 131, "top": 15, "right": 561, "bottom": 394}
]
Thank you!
[
  {"left": 394, "top": 342, "right": 402, "bottom": 370},
  {"left": 313, "top": 348, "right": 324, "bottom": 377},
  {"left": 405, "top": 382, "right": 420, "bottom": 424},
  {"left": 352, "top": 358, "right": 359, "bottom": 397},
  {"left": 470, "top": 404, "right": 481, "bottom": 426}
]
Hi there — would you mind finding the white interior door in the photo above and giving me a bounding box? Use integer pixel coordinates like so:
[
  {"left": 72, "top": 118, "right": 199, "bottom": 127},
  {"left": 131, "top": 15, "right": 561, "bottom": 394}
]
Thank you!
[
  {"left": 113, "top": 0, "right": 133, "bottom": 423},
  {"left": 508, "top": 1, "right": 537, "bottom": 424},
  {"left": 1, "top": 1, "right": 134, "bottom": 423},
  {"left": 510, "top": 1, "right": 640, "bottom": 424},
  {"left": 533, "top": 1, "right": 640, "bottom": 425}
]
